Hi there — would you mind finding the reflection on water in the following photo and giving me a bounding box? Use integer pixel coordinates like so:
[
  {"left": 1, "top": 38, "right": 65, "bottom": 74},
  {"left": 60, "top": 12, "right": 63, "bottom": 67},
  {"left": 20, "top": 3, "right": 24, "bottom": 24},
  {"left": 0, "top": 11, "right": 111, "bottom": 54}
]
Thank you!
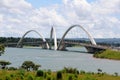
[{"left": 0, "top": 47, "right": 120, "bottom": 75}]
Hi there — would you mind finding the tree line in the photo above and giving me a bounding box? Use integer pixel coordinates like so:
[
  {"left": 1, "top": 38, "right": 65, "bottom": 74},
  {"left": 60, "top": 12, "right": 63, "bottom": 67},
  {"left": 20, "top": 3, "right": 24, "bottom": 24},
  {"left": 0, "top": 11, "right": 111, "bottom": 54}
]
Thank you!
[
  {"left": 0, "top": 60, "right": 40, "bottom": 71},
  {"left": 0, "top": 37, "right": 120, "bottom": 47}
]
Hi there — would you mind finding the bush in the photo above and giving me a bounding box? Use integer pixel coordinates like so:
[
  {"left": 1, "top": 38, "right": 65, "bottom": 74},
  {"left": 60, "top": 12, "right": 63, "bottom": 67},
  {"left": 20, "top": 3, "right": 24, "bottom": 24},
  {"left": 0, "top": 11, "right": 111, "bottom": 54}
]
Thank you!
[
  {"left": 36, "top": 70, "right": 44, "bottom": 77},
  {"left": 8, "top": 67, "right": 17, "bottom": 70},
  {"left": 47, "top": 77, "right": 51, "bottom": 80},
  {"left": 114, "top": 72, "right": 118, "bottom": 76},
  {"left": 0, "top": 60, "right": 11, "bottom": 69},
  {"left": 56, "top": 71, "right": 62, "bottom": 80},
  {"left": 63, "top": 67, "right": 79, "bottom": 74},
  {"left": 47, "top": 69, "right": 52, "bottom": 75},
  {"left": 27, "top": 75, "right": 34, "bottom": 80},
  {"left": 44, "top": 72, "right": 47, "bottom": 78},
  {"left": 68, "top": 75, "right": 73, "bottom": 80},
  {"left": 18, "top": 69, "right": 25, "bottom": 76},
  {"left": 5, "top": 75, "right": 11, "bottom": 80},
  {"left": 80, "top": 70, "right": 86, "bottom": 74}
]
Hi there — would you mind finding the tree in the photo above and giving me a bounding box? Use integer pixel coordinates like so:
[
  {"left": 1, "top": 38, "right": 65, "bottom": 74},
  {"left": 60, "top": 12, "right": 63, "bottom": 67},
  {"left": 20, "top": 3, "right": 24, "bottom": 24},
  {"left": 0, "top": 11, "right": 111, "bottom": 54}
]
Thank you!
[
  {"left": 0, "top": 44, "right": 5, "bottom": 56},
  {"left": 97, "top": 68, "right": 102, "bottom": 74},
  {"left": 21, "top": 61, "right": 41, "bottom": 71},
  {"left": 0, "top": 60, "right": 11, "bottom": 69},
  {"left": 33, "top": 64, "right": 41, "bottom": 71}
]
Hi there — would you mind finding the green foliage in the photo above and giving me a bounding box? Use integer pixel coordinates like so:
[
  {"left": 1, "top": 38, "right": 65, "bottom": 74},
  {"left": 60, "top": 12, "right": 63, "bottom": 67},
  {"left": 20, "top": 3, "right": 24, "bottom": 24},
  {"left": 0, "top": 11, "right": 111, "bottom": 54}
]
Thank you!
[
  {"left": 33, "top": 64, "right": 41, "bottom": 71},
  {"left": 97, "top": 69, "right": 102, "bottom": 73},
  {"left": 8, "top": 67, "right": 17, "bottom": 70},
  {"left": 114, "top": 72, "right": 118, "bottom": 76},
  {"left": 0, "top": 60, "right": 11, "bottom": 69},
  {"left": 17, "top": 69, "right": 25, "bottom": 76},
  {"left": 47, "top": 76, "right": 51, "bottom": 80},
  {"left": 94, "top": 49, "right": 120, "bottom": 60},
  {"left": 0, "top": 44, "right": 5, "bottom": 56},
  {"left": 0, "top": 44, "right": 5, "bottom": 52},
  {"left": 36, "top": 70, "right": 44, "bottom": 77},
  {"left": 27, "top": 75, "right": 34, "bottom": 80},
  {"left": 0, "top": 69, "right": 120, "bottom": 80},
  {"left": 56, "top": 71, "right": 62, "bottom": 80},
  {"left": 68, "top": 75, "right": 73, "bottom": 80},
  {"left": 82, "top": 76, "right": 97, "bottom": 80},
  {"left": 21, "top": 61, "right": 41, "bottom": 71},
  {"left": 63, "top": 67, "right": 79, "bottom": 74},
  {"left": 80, "top": 70, "right": 86, "bottom": 74},
  {"left": 21, "top": 61, "right": 35, "bottom": 71},
  {"left": 5, "top": 75, "right": 11, "bottom": 80}
]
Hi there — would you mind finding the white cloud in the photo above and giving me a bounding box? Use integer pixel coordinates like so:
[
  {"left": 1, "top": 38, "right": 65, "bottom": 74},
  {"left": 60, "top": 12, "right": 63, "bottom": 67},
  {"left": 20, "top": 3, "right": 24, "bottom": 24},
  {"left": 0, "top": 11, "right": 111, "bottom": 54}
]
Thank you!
[
  {"left": 92, "top": 0, "right": 120, "bottom": 15},
  {"left": 61, "top": 0, "right": 120, "bottom": 38},
  {"left": 0, "top": 0, "right": 32, "bottom": 9},
  {"left": 0, "top": 0, "right": 120, "bottom": 38},
  {"left": 0, "top": 14, "right": 3, "bottom": 22}
]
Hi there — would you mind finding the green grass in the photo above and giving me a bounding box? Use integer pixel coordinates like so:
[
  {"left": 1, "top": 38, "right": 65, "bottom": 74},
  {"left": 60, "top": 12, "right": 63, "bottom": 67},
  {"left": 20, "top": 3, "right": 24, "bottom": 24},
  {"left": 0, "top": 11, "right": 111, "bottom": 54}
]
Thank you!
[
  {"left": 94, "top": 49, "right": 120, "bottom": 60},
  {"left": 0, "top": 69, "right": 120, "bottom": 80}
]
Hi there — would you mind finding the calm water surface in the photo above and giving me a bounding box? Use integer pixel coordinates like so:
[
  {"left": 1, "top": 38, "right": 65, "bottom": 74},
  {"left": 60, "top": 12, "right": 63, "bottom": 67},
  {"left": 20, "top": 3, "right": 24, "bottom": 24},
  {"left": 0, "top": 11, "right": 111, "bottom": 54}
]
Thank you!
[{"left": 0, "top": 47, "right": 120, "bottom": 75}]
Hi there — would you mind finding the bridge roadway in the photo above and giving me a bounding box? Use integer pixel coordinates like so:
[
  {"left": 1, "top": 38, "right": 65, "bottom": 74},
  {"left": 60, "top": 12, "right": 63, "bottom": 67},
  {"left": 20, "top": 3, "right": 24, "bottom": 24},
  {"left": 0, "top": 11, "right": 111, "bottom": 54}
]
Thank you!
[
  {"left": 5, "top": 41, "right": 120, "bottom": 53},
  {"left": 62, "top": 41, "right": 120, "bottom": 53},
  {"left": 63, "top": 41, "right": 111, "bottom": 49}
]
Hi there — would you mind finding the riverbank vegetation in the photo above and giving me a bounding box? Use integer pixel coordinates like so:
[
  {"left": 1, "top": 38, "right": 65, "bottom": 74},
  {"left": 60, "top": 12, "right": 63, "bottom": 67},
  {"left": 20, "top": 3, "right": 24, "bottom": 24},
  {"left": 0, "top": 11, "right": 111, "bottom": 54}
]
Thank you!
[
  {"left": 1, "top": 48, "right": 120, "bottom": 80},
  {"left": 94, "top": 49, "right": 120, "bottom": 60},
  {"left": 0, "top": 60, "right": 120, "bottom": 80},
  {"left": 0, "top": 67, "right": 120, "bottom": 80},
  {"left": 0, "top": 44, "right": 5, "bottom": 56}
]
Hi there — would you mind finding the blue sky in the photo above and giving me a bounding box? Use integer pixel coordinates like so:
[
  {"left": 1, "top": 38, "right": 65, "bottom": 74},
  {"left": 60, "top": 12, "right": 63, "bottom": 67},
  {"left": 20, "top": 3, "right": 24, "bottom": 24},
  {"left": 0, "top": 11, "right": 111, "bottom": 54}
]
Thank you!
[
  {"left": 26, "top": 0, "right": 96, "bottom": 8},
  {"left": 26, "top": 0, "right": 62, "bottom": 8}
]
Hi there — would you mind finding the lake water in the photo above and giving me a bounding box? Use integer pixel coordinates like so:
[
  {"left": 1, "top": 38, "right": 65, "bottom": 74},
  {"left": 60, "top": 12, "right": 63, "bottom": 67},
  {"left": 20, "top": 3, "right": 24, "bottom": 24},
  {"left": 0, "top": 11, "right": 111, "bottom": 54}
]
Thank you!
[{"left": 0, "top": 47, "right": 120, "bottom": 75}]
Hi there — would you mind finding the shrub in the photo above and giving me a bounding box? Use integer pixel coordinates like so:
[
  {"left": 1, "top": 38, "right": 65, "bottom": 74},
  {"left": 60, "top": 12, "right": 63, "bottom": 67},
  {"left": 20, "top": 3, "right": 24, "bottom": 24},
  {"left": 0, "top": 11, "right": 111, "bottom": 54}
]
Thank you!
[
  {"left": 10, "top": 74, "right": 14, "bottom": 78},
  {"left": 27, "top": 75, "right": 34, "bottom": 80},
  {"left": 80, "top": 70, "right": 86, "bottom": 74},
  {"left": 56, "top": 71, "right": 62, "bottom": 80},
  {"left": 47, "top": 69, "right": 52, "bottom": 75},
  {"left": 47, "top": 77, "right": 51, "bottom": 80},
  {"left": 74, "top": 74, "right": 78, "bottom": 79},
  {"left": 63, "top": 67, "right": 79, "bottom": 74},
  {"left": 68, "top": 75, "right": 73, "bottom": 80},
  {"left": 5, "top": 75, "right": 11, "bottom": 80},
  {"left": 97, "top": 68, "right": 102, "bottom": 74},
  {"left": 8, "top": 67, "right": 17, "bottom": 70},
  {"left": 36, "top": 70, "right": 44, "bottom": 77},
  {"left": 83, "top": 76, "right": 97, "bottom": 80},
  {"left": 44, "top": 72, "right": 47, "bottom": 78},
  {"left": 21, "top": 61, "right": 35, "bottom": 71},
  {"left": 114, "top": 72, "right": 118, "bottom": 76},
  {"left": 18, "top": 69, "right": 25, "bottom": 76},
  {"left": 0, "top": 60, "right": 11, "bottom": 69}
]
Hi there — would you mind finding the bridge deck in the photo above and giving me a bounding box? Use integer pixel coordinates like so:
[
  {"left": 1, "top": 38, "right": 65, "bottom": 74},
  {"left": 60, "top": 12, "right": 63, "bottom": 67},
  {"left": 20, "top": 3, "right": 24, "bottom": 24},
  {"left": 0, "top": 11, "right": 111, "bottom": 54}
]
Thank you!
[{"left": 63, "top": 41, "right": 120, "bottom": 51}]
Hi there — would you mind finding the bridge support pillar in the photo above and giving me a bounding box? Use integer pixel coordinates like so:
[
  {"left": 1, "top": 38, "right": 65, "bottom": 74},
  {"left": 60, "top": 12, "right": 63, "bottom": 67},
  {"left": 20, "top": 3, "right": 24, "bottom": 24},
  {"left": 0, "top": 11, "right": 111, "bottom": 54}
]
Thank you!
[
  {"left": 85, "top": 46, "right": 105, "bottom": 53},
  {"left": 16, "top": 43, "right": 23, "bottom": 48},
  {"left": 42, "top": 42, "right": 48, "bottom": 49},
  {"left": 57, "top": 42, "right": 67, "bottom": 51}
]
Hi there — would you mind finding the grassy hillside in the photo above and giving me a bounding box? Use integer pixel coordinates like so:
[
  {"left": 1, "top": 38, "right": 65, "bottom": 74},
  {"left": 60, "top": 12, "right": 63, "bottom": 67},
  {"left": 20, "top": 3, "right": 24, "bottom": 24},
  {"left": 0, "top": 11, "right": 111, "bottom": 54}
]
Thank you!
[{"left": 94, "top": 49, "right": 120, "bottom": 60}]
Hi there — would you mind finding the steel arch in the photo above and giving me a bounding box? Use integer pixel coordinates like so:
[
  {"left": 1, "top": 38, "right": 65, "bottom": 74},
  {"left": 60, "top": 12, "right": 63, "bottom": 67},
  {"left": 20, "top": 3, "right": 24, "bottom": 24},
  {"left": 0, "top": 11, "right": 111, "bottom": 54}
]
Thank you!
[
  {"left": 16, "top": 30, "right": 49, "bottom": 49},
  {"left": 57, "top": 25, "right": 96, "bottom": 50},
  {"left": 50, "top": 27, "right": 58, "bottom": 50}
]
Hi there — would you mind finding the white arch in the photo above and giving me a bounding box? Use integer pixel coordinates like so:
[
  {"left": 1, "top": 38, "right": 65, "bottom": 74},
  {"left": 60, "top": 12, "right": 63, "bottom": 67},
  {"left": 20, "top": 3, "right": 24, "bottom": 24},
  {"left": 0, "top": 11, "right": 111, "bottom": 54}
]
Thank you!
[
  {"left": 16, "top": 30, "right": 49, "bottom": 49},
  {"left": 57, "top": 25, "right": 96, "bottom": 50},
  {"left": 50, "top": 27, "right": 58, "bottom": 50}
]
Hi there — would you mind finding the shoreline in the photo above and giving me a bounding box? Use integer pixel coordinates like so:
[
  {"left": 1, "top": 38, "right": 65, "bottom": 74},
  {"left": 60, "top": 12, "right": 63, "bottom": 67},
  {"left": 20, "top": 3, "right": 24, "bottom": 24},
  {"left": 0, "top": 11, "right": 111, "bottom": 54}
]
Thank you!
[{"left": 93, "top": 49, "right": 120, "bottom": 60}]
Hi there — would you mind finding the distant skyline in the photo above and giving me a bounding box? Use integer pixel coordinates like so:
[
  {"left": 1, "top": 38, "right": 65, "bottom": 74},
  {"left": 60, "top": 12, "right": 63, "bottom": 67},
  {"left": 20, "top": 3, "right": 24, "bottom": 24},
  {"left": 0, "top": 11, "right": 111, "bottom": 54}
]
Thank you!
[{"left": 0, "top": 0, "right": 120, "bottom": 38}]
